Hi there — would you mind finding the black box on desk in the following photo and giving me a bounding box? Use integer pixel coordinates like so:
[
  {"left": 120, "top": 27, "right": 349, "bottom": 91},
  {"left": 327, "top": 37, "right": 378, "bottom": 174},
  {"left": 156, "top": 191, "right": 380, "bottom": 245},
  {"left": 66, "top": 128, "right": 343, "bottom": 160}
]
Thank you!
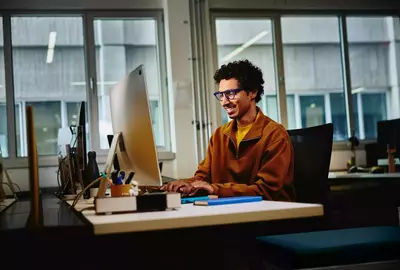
[
  {"left": 94, "top": 192, "right": 181, "bottom": 214},
  {"left": 137, "top": 192, "right": 181, "bottom": 212}
]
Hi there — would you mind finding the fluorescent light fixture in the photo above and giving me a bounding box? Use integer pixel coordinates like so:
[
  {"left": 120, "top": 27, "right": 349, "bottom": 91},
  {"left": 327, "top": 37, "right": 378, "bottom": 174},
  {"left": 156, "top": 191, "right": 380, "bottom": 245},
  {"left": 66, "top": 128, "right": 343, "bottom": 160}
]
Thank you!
[
  {"left": 46, "top": 31, "right": 57, "bottom": 64},
  {"left": 48, "top": 32, "right": 57, "bottom": 49},
  {"left": 70, "top": 81, "right": 118, "bottom": 86},
  {"left": 221, "top": 30, "right": 269, "bottom": 62},
  {"left": 351, "top": 87, "right": 365, "bottom": 94},
  {"left": 46, "top": 49, "right": 54, "bottom": 64}
]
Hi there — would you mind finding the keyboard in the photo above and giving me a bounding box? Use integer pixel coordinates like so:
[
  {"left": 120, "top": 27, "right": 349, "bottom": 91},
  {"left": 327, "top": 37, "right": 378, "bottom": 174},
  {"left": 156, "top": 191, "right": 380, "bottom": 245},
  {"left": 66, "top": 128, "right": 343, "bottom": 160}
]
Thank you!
[{"left": 161, "top": 175, "right": 176, "bottom": 184}]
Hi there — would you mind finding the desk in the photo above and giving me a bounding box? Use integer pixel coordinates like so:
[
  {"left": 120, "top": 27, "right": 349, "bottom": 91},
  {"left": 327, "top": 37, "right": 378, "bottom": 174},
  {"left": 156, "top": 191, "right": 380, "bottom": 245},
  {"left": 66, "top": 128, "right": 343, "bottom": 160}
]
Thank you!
[
  {"left": 68, "top": 200, "right": 323, "bottom": 235},
  {"left": 327, "top": 172, "right": 400, "bottom": 229},
  {"left": 329, "top": 172, "right": 400, "bottom": 179},
  {"left": 0, "top": 198, "right": 16, "bottom": 212},
  {"left": 1, "top": 195, "right": 323, "bottom": 270}
]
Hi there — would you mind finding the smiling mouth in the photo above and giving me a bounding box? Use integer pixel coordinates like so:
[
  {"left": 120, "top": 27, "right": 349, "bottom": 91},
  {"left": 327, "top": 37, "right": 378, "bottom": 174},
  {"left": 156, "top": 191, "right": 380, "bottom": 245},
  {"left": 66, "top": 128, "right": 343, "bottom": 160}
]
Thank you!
[{"left": 224, "top": 105, "right": 236, "bottom": 114}]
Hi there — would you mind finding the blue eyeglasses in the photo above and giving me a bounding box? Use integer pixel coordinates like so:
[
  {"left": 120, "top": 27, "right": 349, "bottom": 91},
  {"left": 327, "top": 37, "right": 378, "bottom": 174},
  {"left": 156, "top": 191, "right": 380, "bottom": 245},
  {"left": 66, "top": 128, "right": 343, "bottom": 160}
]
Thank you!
[{"left": 213, "top": 88, "right": 243, "bottom": 101}]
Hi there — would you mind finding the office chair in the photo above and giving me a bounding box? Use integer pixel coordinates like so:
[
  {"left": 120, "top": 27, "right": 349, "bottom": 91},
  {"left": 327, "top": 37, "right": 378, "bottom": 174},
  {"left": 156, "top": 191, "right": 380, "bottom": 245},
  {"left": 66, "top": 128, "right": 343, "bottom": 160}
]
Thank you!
[
  {"left": 288, "top": 123, "right": 333, "bottom": 210},
  {"left": 256, "top": 123, "right": 400, "bottom": 269}
]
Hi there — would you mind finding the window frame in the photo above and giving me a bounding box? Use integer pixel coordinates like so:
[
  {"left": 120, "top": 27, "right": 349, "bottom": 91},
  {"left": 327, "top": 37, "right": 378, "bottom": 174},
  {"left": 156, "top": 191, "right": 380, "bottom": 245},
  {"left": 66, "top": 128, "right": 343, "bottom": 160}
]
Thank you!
[
  {"left": 209, "top": 11, "right": 399, "bottom": 151},
  {"left": 84, "top": 11, "right": 172, "bottom": 161},
  {"left": 1, "top": 10, "right": 174, "bottom": 169},
  {"left": 210, "top": 12, "right": 288, "bottom": 130}
]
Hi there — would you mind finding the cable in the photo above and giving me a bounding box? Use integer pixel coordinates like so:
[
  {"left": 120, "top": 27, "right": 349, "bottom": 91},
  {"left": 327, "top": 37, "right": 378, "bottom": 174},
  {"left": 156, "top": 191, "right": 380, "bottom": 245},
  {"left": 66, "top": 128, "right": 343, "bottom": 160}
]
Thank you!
[
  {"left": 56, "top": 156, "right": 68, "bottom": 189},
  {"left": 78, "top": 206, "right": 95, "bottom": 212},
  {"left": 70, "top": 176, "right": 104, "bottom": 209},
  {"left": 12, "top": 183, "right": 21, "bottom": 192},
  {"left": 1, "top": 182, "right": 14, "bottom": 193}
]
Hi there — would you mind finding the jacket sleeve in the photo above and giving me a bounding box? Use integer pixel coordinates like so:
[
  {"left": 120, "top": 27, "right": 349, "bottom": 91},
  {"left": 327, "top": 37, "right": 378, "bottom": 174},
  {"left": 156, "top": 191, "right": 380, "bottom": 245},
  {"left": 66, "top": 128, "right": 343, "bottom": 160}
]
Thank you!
[
  {"left": 185, "top": 135, "right": 214, "bottom": 184},
  {"left": 210, "top": 136, "right": 294, "bottom": 201}
]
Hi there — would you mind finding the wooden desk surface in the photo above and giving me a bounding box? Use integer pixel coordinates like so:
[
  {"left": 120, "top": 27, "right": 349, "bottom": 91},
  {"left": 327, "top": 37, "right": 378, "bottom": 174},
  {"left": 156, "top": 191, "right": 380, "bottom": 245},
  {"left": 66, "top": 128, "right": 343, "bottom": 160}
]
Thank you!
[{"left": 67, "top": 199, "right": 323, "bottom": 235}]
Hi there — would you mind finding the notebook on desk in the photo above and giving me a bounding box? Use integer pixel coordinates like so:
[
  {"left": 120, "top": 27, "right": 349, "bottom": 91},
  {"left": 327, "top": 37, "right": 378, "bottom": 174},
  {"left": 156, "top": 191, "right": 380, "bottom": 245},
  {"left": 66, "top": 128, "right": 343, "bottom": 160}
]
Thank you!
[
  {"left": 181, "top": 195, "right": 218, "bottom": 204},
  {"left": 194, "top": 196, "right": 262, "bottom": 206}
]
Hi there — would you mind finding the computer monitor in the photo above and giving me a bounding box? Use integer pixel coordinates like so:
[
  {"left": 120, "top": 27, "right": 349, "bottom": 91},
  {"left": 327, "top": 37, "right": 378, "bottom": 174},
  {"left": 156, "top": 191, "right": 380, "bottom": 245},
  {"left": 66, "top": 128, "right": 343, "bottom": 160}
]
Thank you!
[
  {"left": 377, "top": 118, "right": 400, "bottom": 156},
  {"left": 77, "top": 101, "right": 88, "bottom": 170},
  {"left": 97, "top": 65, "right": 162, "bottom": 197}
]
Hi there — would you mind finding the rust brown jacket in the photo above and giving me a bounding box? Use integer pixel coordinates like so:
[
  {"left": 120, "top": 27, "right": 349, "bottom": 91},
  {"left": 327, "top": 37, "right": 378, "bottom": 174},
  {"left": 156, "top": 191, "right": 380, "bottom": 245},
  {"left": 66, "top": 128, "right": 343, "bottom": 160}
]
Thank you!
[{"left": 190, "top": 107, "right": 295, "bottom": 201}]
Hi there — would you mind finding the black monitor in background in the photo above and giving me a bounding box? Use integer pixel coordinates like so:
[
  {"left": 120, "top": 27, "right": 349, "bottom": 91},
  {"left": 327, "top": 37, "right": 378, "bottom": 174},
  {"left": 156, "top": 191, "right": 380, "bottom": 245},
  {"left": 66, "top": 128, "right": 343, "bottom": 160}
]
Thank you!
[
  {"left": 77, "top": 101, "right": 88, "bottom": 170},
  {"left": 377, "top": 118, "right": 400, "bottom": 158}
]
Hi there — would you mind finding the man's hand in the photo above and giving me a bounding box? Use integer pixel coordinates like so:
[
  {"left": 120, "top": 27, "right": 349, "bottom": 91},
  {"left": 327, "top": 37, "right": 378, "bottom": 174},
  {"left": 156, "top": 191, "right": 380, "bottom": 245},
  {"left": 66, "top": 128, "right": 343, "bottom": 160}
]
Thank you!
[
  {"left": 160, "top": 179, "right": 214, "bottom": 196},
  {"left": 160, "top": 179, "right": 192, "bottom": 195},
  {"left": 188, "top": 180, "right": 214, "bottom": 196}
]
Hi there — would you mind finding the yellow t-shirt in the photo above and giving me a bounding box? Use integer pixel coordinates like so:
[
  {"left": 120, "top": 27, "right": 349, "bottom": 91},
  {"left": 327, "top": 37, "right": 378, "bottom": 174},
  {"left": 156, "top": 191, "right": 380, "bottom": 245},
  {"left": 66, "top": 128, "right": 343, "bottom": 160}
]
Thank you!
[{"left": 236, "top": 123, "right": 253, "bottom": 149}]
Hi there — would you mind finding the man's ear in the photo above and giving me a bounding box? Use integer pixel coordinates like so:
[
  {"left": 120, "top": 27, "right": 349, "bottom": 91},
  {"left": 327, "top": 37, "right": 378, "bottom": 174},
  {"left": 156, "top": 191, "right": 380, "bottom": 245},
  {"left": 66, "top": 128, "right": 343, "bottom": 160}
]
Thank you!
[{"left": 249, "top": 90, "right": 257, "bottom": 100}]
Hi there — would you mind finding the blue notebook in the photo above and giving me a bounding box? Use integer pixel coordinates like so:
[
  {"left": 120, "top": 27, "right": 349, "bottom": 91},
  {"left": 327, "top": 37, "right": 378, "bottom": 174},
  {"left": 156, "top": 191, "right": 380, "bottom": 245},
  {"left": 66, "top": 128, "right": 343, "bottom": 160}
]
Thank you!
[
  {"left": 181, "top": 195, "right": 218, "bottom": 204},
  {"left": 193, "top": 196, "right": 262, "bottom": 206}
]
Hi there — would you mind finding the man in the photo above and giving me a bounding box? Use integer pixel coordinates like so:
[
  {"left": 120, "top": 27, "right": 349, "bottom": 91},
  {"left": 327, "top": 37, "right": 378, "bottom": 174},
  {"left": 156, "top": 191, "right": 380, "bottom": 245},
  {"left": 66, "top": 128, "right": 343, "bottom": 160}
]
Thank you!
[{"left": 161, "top": 59, "right": 295, "bottom": 201}]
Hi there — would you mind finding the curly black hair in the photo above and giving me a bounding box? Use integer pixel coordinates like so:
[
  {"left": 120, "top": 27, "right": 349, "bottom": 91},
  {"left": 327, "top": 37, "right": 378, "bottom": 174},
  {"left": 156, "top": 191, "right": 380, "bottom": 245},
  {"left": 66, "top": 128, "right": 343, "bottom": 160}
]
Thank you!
[{"left": 213, "top": 59, "right": 265, "bottom": 103}]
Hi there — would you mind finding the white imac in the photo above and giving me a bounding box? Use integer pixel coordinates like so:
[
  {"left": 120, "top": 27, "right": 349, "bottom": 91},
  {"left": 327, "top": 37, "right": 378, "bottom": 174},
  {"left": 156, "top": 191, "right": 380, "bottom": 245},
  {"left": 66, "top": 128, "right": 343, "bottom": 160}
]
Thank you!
[{"left": 97, "top": 65, "right": 162, "bottom": 197}]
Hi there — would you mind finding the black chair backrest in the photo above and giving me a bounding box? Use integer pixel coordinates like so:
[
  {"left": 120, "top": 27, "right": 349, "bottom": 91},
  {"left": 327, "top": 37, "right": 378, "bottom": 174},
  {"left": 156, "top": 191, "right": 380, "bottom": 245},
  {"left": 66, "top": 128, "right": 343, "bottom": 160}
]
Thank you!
[{"left": 288, "top": 123, "right": 333, "bottom": 206}]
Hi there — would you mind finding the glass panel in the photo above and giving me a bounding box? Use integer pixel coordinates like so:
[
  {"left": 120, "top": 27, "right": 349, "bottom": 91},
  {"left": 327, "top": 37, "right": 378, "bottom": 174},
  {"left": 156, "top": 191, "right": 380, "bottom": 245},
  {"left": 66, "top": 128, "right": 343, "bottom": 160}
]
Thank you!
[
  {"left": 0, "top": 18, "right": 7, "bottom": 157},
  {"left": 66, "top": 102, "right": 82, "bottom": 127},
  {"left": 11, "top": 16, "right": 86, "bottom": 156},
  {"left": 25, "top": 101, "right": 61, "bottom": 156},
  {"left": 215, "top": 18, "right": 278, "bottom": 124},
  {"left": 346, "top": 16, "right": 392, "bottom": 140},
  {"left": 362, "top": 93, "right": 387, "bottom": 139},
  {"left": 15, "top": 103, "right": 22, "bottom": 157},
  {"left": 149, "top": 100, "right": 161, "bottom": 145},
  {"left": 0, "top": 104, "right": 7, "bottom": 157},
  {"left": 286, "top": 95, "right": 296, "bottom": 129},
  {"left": 93, "top": 18, "right": 165, "bottom": 149},
  {"left": 330, "top": 93, "right": 347, "bottom": 141},
  {"left": 300, "top": 95, "right": 325, "bottom": 128},
  {"left": 282, "top": 16, "right": 347, "bottom": 140}
]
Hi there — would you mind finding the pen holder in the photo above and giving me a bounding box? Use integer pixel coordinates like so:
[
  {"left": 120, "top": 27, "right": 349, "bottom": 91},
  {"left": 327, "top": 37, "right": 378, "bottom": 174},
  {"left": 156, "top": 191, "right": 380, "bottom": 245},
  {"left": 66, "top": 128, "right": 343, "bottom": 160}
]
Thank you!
[{"left": 110, "top": 184, "right": 131, "bottom": 197}]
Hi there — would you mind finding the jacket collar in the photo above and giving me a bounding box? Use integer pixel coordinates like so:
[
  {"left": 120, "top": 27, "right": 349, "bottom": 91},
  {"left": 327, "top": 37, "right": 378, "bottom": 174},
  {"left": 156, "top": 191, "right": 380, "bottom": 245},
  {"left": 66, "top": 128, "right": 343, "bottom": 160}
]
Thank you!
[{"left": 222, "top": 106, "right": 269, "bottom": 139}]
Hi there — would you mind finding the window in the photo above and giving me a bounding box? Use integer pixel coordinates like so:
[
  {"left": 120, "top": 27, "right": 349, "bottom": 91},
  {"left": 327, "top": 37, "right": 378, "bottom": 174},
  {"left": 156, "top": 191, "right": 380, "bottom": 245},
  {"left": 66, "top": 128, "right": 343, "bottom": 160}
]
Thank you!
[
  {"left": 0, "top": 18, "right": 7, "bottom": 157},
  {"left": 66, "top": 102, "right": 83, "bottom": 127},
  {"left": 346, "top": 16, "right": 392, "bottom": 139},
  {"left": 215, "top": 18, "right": 278, "bottom": 123},
  {"left": 25, "top": 101, "right": 61, "bottom": 156},
  {"left": 93, "top": 18, "right": 166, "bottom": 149},
  {"left": 11, "top": 16, "right": 86, "bottom": 156},
  {"left": 330, "top": 93, "right": 352, "bottom": 141},
  {"left": 149, "top": 100, "right": 161, "bottom": 145},
  {"left": 300, "top": 95, "right": 326, "bottom": 128},
  {"left": 281, "top": 16, "right": 347, "bottom": 139},
  {"left": 0, "top": 103, "right": 7, "bottom": 157}
]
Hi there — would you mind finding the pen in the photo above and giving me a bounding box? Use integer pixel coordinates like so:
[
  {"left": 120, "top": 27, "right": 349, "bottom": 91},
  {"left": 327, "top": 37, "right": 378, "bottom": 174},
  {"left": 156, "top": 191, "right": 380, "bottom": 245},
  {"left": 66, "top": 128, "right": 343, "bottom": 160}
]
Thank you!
[
  {"left": 125, "top": 172, "right": 135, "bottom": 184},
  {"left": 119, "top": 171, "right": 125, "bottom": 181},
  {"left": 111, "top": 170, "right": 119, "bottom": 185},
  {"left": 116, "top": 176, "right": 123, "bottom": 185}
]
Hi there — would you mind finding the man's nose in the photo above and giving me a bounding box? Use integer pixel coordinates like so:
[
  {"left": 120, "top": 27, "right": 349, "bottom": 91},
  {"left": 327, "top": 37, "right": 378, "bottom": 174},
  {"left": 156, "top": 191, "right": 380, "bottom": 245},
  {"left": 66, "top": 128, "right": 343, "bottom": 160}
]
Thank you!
[{"left": 221, "top": 95, "right": 230, "bottom": 105}]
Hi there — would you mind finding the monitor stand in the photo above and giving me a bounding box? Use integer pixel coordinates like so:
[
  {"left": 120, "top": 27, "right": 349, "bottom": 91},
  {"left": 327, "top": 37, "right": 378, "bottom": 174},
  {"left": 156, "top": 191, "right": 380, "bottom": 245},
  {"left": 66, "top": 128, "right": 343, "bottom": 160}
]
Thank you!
[{"left": 97, "top": 132, "right": 125, "bottom": 198}]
